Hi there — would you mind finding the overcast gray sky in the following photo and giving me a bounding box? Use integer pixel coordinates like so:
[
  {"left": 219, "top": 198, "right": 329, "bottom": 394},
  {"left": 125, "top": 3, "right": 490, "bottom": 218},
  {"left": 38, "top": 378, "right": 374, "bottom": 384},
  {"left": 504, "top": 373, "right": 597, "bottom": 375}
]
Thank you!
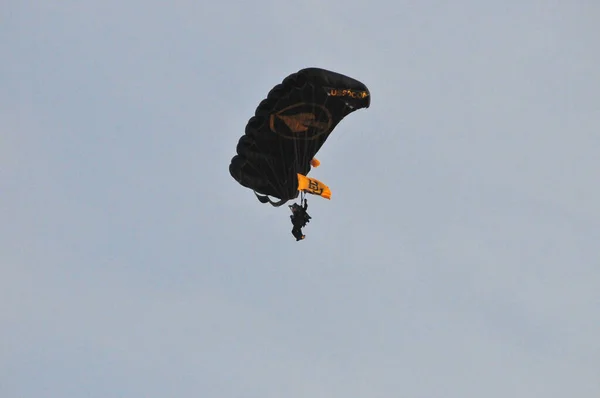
[{"left": 2, "top": 1, "right": 599, "bottom": 397}]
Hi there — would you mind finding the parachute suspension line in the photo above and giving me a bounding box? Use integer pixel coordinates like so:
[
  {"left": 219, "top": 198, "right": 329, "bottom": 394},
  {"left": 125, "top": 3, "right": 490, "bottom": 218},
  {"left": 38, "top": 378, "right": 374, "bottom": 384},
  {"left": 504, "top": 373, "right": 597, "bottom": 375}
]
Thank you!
[
  {"left": 305, "top": 83, "right": 315, "bottom": 172},
  {"left": 266, "top": 83, "right": 304, "bottom": 202},
  {"left": 249, "top": 96, "right": 292, "bottom": 202},
  {"left": 289, "top": 80, "right": 333, "bottom": 207},
  {"left": 291, "top": 85, "right": 304, "bottom": 177},
  {"left": 293, "top": 81, "right": 323, "bottom": 180},
  {"left": 239, "top": 129, "right": 287, "bottom": 203},
  {"left": 247, "top": 81, "right": 301, "bottom": 203},
  {"left": 302, "top": 85, "right": 332, "bottom": 186},
  {"left": 243, "top": 158, "right": 288, "bottom": 206}
]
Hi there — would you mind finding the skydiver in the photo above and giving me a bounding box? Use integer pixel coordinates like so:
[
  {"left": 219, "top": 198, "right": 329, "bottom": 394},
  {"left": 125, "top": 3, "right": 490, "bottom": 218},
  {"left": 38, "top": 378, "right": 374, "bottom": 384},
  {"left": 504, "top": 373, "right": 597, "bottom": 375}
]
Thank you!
[{"left": 289, "top": 199, "right": 311, "bottom": 241}]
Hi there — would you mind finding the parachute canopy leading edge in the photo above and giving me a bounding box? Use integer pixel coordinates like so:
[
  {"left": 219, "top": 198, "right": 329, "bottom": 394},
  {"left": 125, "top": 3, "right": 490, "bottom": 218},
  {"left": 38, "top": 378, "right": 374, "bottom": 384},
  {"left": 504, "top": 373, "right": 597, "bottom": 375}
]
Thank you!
[{"left": 229, "top": 67, "right": 370, "bottom": 206}]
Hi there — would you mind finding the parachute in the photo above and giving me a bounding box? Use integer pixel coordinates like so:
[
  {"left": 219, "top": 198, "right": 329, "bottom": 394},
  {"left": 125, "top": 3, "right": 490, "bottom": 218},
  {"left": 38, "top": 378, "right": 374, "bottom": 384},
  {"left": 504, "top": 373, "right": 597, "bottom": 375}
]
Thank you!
[{"left": 229, "top": 67, "right": 370, "bottom": 206}]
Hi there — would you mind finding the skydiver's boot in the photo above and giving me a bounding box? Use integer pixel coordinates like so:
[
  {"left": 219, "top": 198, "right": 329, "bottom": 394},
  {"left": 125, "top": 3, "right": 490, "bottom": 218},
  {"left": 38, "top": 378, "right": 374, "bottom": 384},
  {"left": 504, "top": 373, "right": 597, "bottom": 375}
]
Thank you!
[{"left": 292, "top": 227, "right": 304, "bottom": 241}]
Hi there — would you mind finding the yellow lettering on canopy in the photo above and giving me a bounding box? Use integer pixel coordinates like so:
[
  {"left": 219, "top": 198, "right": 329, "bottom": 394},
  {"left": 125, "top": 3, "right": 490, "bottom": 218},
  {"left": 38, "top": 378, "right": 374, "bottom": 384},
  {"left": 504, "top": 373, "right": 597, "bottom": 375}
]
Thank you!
[{"left": 328, "top": 88, "right": 369, "bottom": 99}]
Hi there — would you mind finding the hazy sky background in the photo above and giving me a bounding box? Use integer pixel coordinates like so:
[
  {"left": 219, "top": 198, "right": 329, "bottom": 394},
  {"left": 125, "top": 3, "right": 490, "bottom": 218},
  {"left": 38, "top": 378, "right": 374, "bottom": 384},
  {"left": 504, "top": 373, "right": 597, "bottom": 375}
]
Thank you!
[{"left": 2, "top": 1, "right": 599, "bottom": 397}]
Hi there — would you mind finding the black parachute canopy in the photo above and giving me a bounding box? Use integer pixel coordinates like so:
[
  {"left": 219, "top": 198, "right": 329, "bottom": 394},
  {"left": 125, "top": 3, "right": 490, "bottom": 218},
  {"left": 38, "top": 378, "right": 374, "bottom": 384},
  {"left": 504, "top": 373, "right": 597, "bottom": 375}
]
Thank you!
[{"left": 229, "top": 67, "right": 370, "bottom": 206}]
